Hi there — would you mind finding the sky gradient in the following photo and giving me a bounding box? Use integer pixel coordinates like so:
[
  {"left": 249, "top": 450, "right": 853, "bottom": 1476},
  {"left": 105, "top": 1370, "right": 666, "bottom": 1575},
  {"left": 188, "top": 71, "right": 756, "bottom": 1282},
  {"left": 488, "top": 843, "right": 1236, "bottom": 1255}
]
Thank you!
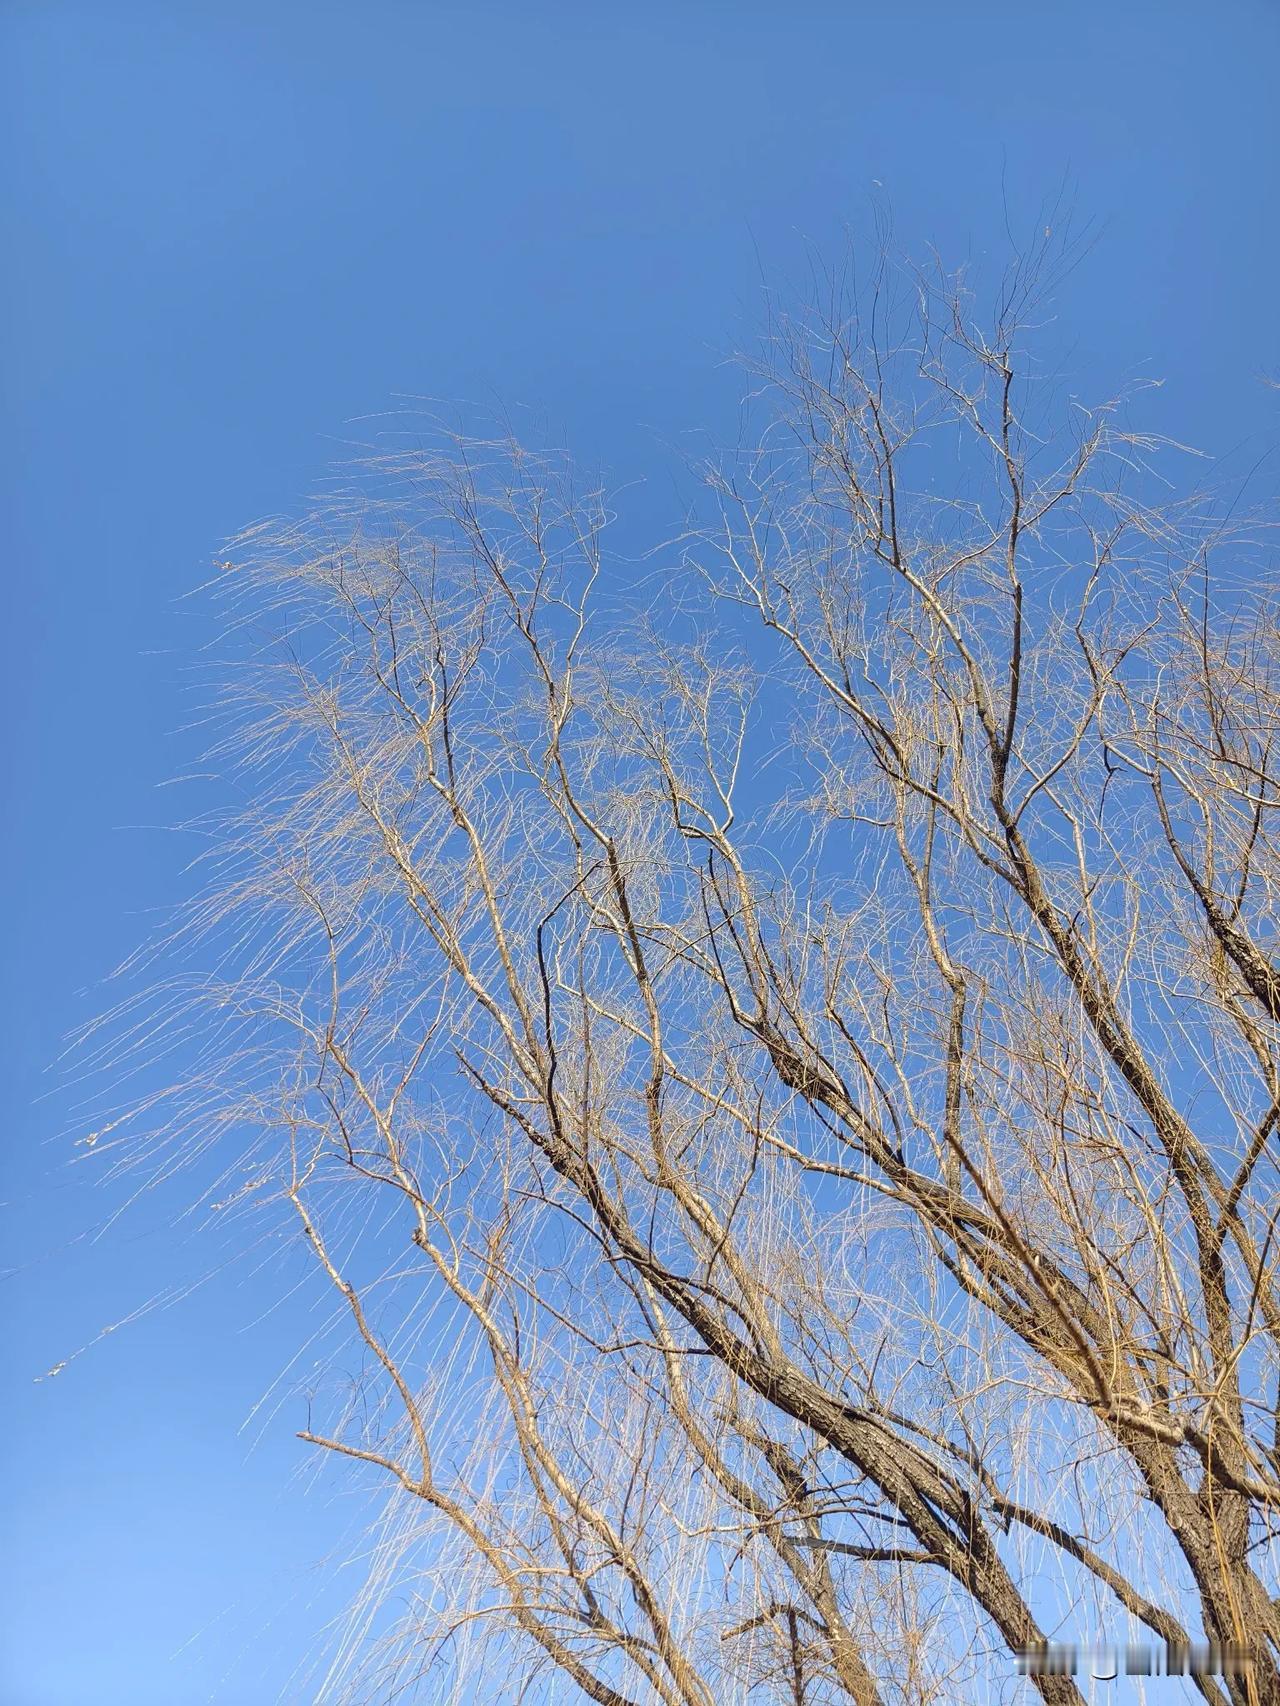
[{"left": 3, "top": 3, "right": 1278, "bottom": 1701}]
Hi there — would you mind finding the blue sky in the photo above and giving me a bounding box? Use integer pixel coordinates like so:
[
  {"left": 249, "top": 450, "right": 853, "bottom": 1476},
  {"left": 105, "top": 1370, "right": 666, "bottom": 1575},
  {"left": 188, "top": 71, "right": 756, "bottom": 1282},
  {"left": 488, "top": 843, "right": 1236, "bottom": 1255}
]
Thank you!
[{"left": 3, "top": 3, "right": 1277, "bottom": 1702}]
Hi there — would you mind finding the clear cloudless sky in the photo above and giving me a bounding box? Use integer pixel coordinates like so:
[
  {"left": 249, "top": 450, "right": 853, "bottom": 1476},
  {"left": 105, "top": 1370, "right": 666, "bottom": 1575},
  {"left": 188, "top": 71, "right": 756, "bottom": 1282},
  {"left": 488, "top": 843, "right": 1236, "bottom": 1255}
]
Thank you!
[{"left": 2, "top": 3, "right": 1277, "bottom": 1702}]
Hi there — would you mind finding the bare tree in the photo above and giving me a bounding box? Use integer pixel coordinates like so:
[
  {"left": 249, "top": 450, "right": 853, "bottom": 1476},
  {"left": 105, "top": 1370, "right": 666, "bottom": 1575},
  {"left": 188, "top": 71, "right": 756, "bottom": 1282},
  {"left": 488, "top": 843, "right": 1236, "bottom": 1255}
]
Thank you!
[{"left": 89, "top": 243, "right": 1280, "bottom": 1703}]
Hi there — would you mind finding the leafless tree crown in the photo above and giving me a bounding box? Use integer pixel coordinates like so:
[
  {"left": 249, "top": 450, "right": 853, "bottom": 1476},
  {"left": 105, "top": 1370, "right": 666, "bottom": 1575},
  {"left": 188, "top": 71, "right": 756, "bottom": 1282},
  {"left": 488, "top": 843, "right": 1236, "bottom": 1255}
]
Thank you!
[{"left": 89, "top": 248, "right": 1280, "bottom": 1704}]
